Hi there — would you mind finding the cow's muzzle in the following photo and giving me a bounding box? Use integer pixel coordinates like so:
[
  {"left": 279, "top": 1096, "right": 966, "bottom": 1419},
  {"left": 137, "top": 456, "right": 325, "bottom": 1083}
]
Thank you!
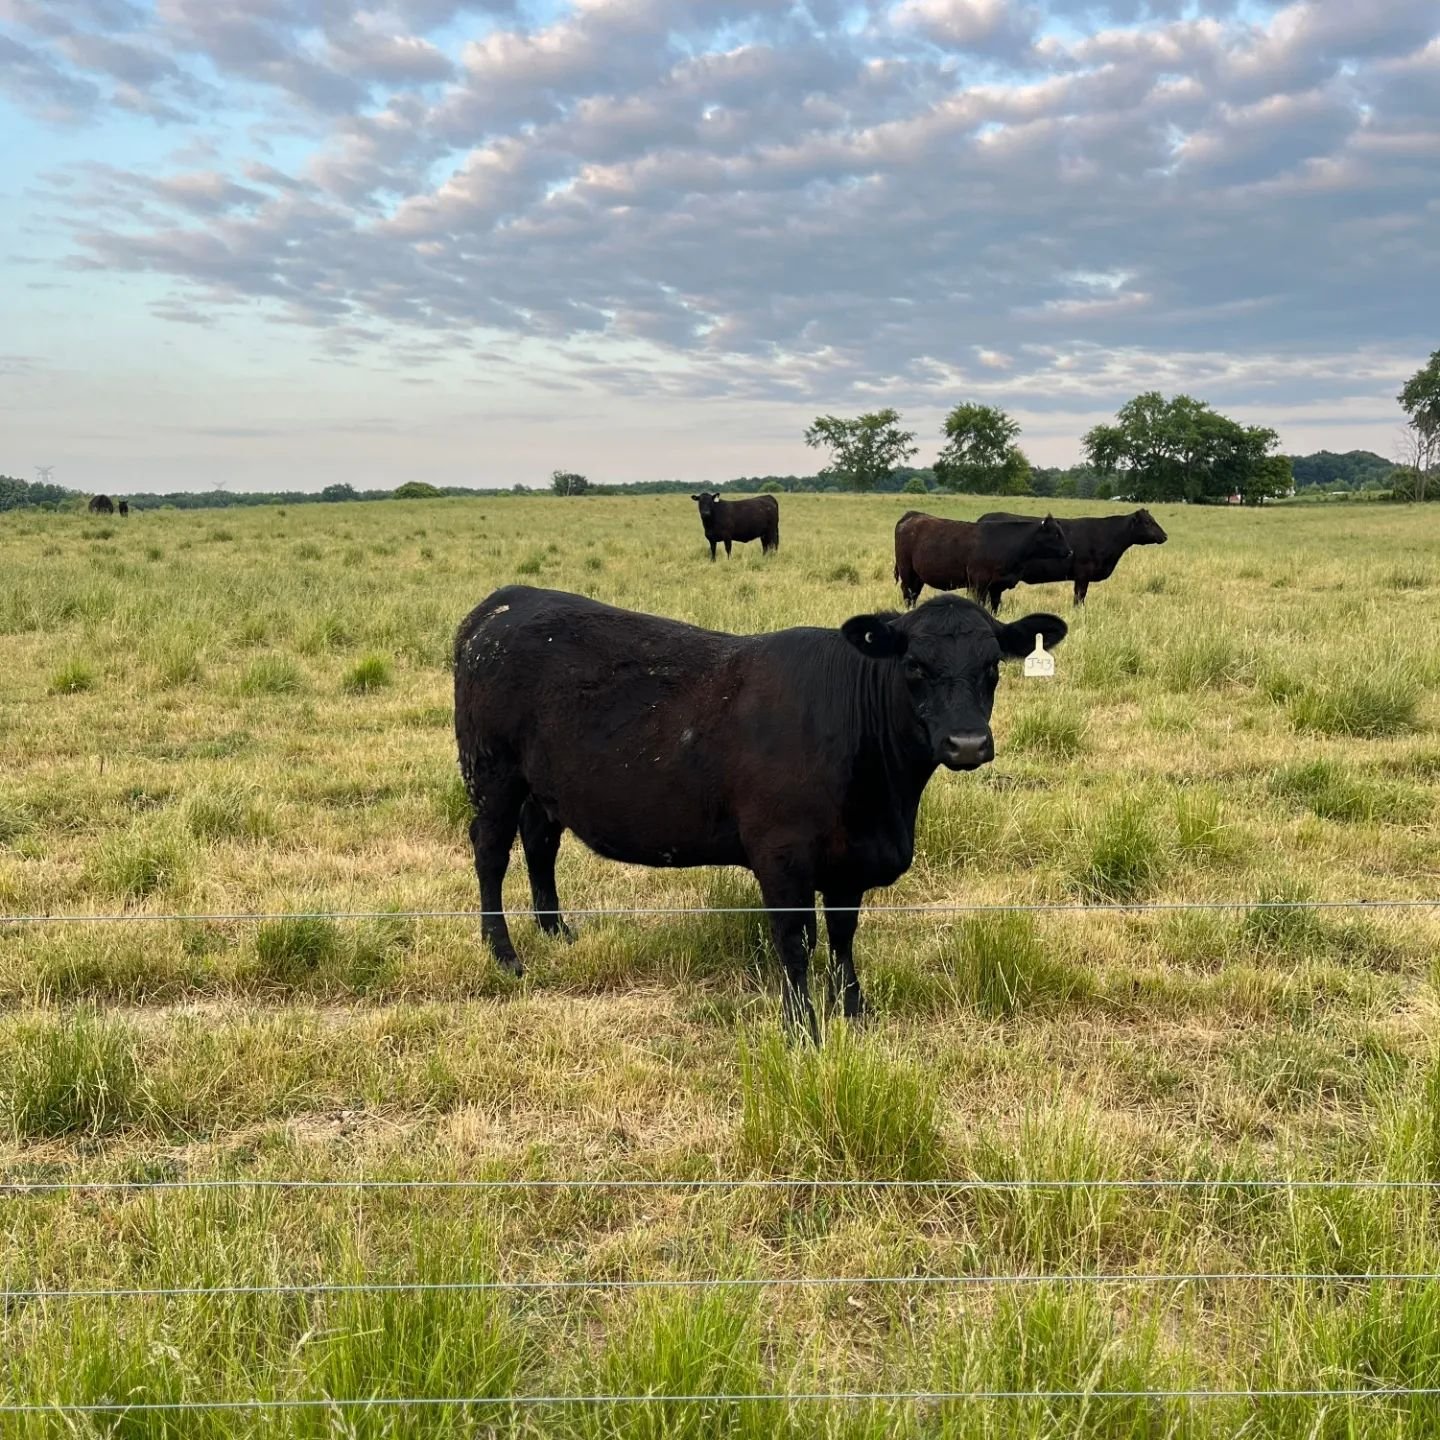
[{"left": 939, "top": 733, "right": 995, "bottom": 770}]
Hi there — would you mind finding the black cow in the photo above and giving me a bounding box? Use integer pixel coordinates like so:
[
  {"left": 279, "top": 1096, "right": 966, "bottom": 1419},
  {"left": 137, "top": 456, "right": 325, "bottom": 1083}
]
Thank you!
[
  {"left": 894, "top": 511, "right": 1072, "bottom": 612},
  {"left": 979, "top": 509, "right": 1168, "bottom": 605},
  {"left": 88, "top": 495, "right": 114, "bottom": 515},
  {"left": 118, "top": 500, "right": 130, "bottom": 517},
  {"left": 454, "top": 585, "right": 1066, "bottom": 1037},
  {"left": 691, "top": 492, "right": 779, "bottom": 560}
]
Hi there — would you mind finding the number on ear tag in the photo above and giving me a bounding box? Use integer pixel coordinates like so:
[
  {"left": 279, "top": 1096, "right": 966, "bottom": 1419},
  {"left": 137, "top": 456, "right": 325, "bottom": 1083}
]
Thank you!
[{"left": 1023, "top": 633, "right": 1055, "bottom": 679}]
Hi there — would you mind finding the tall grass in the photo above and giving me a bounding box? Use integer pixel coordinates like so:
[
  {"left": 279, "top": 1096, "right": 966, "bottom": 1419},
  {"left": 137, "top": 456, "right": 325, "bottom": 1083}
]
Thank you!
[
  {"left": 737, "top": 1026, "right": 947, "bottom": 1179},
  {"left": 1, "top": 1010, "right": 143, "bottom": 1138}
]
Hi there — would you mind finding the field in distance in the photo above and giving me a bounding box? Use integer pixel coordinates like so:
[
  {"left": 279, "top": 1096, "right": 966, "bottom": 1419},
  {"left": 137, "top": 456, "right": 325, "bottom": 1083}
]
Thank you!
[{"left": 2, "top": 493, "right": 1440, "bottom": 1434}]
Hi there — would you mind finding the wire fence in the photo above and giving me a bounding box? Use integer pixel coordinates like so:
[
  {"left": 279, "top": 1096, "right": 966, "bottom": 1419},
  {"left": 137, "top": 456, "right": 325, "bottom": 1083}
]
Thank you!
[
  {"left": 6, "top": 900, "right": 1440, "bottom": 1415},
  {"left": 2, "top": 898, "right": 1440, "bottom": 925},
  {"left": 4, "top": 1387, "right": 1440, "bottom": 1416}
]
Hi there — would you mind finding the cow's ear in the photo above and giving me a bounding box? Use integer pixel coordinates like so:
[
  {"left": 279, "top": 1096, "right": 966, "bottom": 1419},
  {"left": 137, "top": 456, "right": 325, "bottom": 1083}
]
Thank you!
[
  {"left": 992, "top": 613, "right": 1067, "bottom": 658},
  {"left": 691, "top": 494, "right": 701, "bottom": 501},
  {"left": 842, "top": 613, "right": 908, "bottom": 659}
]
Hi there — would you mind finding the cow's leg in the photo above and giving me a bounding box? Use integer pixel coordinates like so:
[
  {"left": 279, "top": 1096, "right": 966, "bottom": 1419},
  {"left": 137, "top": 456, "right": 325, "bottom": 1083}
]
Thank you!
[
  {"left": 518, "top": 797, "right": 573, "bottom": 941},
  {"left": 988, "top": 583, "right": 1005, "bottom": 613},
  {"left": 822, "top": 889, "right": 866, "bottom": 1020},
  {"left": 724, "top": 539, "right": 733, "bottom": 556},
  {"left": 709, "top": 538, "right": 718, "bottom": 561},
  {"left": 466, "top": 769, "right": 527, "bottom": 976},
  {"left": 1074, "top": 580, "right": 1089, "bottom": 606},
  {"left": 755, "top": 861, "right": 819, "bottom": 1043}
]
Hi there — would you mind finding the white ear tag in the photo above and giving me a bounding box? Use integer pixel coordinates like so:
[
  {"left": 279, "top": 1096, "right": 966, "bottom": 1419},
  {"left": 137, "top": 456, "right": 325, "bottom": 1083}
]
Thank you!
[{"left": 1023, "top": 633, "right": 1055, "bottom": 679}]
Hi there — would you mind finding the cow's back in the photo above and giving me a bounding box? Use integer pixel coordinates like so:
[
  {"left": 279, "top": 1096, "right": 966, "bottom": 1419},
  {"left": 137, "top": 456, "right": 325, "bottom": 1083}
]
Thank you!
[{"left": 898, "top": 513, "right": 977, "bottom": 590}]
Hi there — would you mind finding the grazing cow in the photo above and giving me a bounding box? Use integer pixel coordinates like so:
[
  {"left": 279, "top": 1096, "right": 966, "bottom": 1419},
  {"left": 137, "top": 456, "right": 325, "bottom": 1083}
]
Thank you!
[
  {"left": 893, "top": 511, "right": 1071, "bottom": 612},
  {"left": 117, "top": 500, "right": 130, "bottom": 517},
  {"left": 88, "top": 494, "right": 114, "bottom": 515},
  {"left": 979, "top": 509, "right": 1168, "bottom": 606},
  {"left": 691, "top": 492, "right": 779, "bottom": 560},
  {"left": 454, "top": 585, "right": 1066, "bottom": 1038}
]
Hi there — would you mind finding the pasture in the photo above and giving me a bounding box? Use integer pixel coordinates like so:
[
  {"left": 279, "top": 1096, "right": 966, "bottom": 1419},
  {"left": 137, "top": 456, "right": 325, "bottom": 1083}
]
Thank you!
[{"left": 2, "top": 492, "right": 1440, "bottom": 1435}]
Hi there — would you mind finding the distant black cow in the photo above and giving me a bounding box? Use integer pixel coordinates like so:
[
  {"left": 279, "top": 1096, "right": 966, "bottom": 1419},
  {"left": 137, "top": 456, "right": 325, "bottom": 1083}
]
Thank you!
[
  {"left": 88, "top": 495, "right": 114, "bottom": 515},
  {"left": 117, "top": 500, "right": 130, "bottom": 517},
  {"left": 893, "top": 511, "right": 1071, "bottom": 612},
  {"left": 979, "top": 509, "right": 1168, "bottom": 605},
  {"left": 454, "top": 585, "right": 1066, "bottom": 1037},
  {"left": 691, "top": 492, "right": 779, "bottom": 560}
]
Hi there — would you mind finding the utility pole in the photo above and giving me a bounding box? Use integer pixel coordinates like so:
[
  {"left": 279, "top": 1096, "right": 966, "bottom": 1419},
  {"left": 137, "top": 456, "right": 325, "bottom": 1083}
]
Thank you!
[{"left": 35, "top": 465, "right": 54, "bottom": 486}]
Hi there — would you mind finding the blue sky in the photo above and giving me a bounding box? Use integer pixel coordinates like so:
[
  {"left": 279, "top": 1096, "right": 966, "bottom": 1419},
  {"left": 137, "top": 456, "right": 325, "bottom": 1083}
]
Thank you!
[{"left": 2, "top": 0, "right": 1437, "bottom": 492}]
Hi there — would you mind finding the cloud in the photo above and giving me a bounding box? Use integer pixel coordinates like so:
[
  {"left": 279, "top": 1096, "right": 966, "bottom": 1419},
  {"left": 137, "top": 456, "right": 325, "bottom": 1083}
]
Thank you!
[{"left": 7, "top": 0, "right": 1440, "bottom": 436}]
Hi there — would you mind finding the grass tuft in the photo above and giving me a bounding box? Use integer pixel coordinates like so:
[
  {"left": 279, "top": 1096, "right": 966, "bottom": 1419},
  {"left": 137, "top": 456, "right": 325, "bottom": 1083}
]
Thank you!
[
  {"left": 1008, "top": 697, "right": 1088, "bottom": 757},
  {"left": 342, "top": 653, "right": 393, "bottom": 693},
  {"left": 1287, "top": 667, "right": 1421, "bottom": 737},
  {"left": 1, "top": 1011, "right": 142, "bottom": 1139},
  {"left": 737, "top": 1025, "right": 946, "bottom": 1179},
  {"left": 938, "top": 914, "right": 1091, "bottom": 1018},
  {"left": 1072, "top": 796, "right": 1162, "bottom": 901},
  {"left": 252, "top": 916, "right": 342, "bottom": 985},
  {"left": 238, "top": 654, "right": 306, "bottom": 696},
  {"left": 90, "top": 826, "right": 189, "bottom": 901},
  {"left": 48, "top": 657, "right": 96, "bottom": 694}
]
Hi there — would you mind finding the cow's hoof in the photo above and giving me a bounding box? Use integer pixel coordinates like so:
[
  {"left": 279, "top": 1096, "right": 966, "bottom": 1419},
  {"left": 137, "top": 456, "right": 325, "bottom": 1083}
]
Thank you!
[
  {"left": 538, "top": 918, "right": 576, "bottom": 944},
  {"left": 496, "top": 955, "right": 525, "bottom": 978}
]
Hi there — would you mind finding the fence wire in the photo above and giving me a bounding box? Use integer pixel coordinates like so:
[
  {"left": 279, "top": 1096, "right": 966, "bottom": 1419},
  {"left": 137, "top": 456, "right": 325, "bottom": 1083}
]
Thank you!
[
  {"left": 3, "top": 1387, "right": 1439, "bottom": 1415},
  {"left": 5, "top": 1270, "right": 1440, "bottom": 1305},
  {"left": 2, "top": 898, "right": 1439, "bottom": 925}
]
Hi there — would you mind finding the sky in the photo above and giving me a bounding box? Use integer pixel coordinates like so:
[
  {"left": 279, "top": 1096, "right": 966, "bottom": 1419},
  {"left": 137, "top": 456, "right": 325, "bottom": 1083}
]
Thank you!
[{"left": 1, "top": 0, "right": 1438, "bottom": 492}]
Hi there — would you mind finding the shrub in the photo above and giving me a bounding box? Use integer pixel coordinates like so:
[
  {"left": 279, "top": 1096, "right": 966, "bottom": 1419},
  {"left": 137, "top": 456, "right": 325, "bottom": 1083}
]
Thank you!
[
  {"left": 737, "top": 1026, "right": 946, "bottom": 1179},
  {"left": 343, "top": 654, "right": 393, "bottom": 693}
]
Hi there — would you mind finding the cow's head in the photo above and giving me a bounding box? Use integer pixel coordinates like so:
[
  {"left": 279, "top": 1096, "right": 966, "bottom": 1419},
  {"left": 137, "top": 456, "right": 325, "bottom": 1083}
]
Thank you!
[
  {"left": 842, "top": 595, "right": 1068, "bottom": 771},
  {"left": 1129, "top": 509, "right": 1168, "bottom": 545},
  {"left": 1031, "top": 515, "right": 1073, "bottom": 564},
  {"left": 691, "top": 492, "right": 720, "bottom": 521}
]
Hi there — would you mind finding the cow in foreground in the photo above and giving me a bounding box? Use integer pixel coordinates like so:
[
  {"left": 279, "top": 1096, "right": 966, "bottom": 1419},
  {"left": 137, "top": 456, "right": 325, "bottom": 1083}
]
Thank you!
[
  {"left": 979, "top": 509, "right": 1168, "bottom": 605},
  {"left": 894, "top": 511, "right": 1071, "bottom": 612},
  {"left": 454, "top": 585, "right": 1066, "bottom": 1038},
  {"left": 692, "top": 492, "right": 779, "bottom": 560}
]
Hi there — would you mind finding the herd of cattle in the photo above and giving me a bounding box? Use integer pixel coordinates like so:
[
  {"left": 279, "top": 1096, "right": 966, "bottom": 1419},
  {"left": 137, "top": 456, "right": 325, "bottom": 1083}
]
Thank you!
[{"left": 455, "top": 493, "right": 1169, "bottom": 1037}]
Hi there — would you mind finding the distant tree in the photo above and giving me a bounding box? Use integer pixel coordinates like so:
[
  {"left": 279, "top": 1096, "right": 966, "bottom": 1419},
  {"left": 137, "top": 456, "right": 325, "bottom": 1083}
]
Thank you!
[
  {"left": 902, "top": 475, "right": 929, "bottom": 495},
  {"left": 513, "top": 483, "right": 531, "bottom": 494},
  {"left": 551, "top": 470, "right": 591, "bottom": 496},
  {"left": 759, "top": 479, "right": 784, "bottom": 494},
  {"left": 393, "top": 481, "right": 442, "bottom": 499},
  {"left": 1084, "top": 393, "right": 1283, "bottom": 503},
  {"left": 1288, "top": 450, "right": 1394, "bottom": 491},
  {"left": 804, "top": 409, "right": 917, "bottom": 492},
  {"left": 932, "top": 403, "right": 1027, "bottom": 494},
  {"left": 321, "top": 483, "right": 358, "bottom": 502},
  {"left": 1397, "top": 350, "right": 1440, "bottom": 502}
]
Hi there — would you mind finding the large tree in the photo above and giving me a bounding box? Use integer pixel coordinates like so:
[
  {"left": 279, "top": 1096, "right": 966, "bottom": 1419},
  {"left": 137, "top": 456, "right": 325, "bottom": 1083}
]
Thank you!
[
  {"left": 932, "top": 403, "right": 1030, "bottom": 494},
  {"left": 804, "top": 409, "right": 917, "bottom": 492},
  {"left": 1084, "top": 392, "right": 1287, "bottom": 503},
  {"left": 1397, "top": 350, "right": 1440, "bottom": 502},
  {"left": 550, "top": 470, "right": 591, "bottom": 496}
]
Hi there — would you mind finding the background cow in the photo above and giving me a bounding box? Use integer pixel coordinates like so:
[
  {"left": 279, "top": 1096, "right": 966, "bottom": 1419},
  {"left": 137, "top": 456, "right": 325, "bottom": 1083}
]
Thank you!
[
  {"left": 117, "top": 500, "right": 130, "bottom": 517},
  {"left": 980, "top": 509, "right": 1168, "bottom": 605},
  {"left": 692, "top": 492, "right": 779, "bottom": 560},
  {"left": 893, "top": 511, "right": 1071, "bottom": 612},
  {"left": 87, "top": 495, "right": 114, "bottom": 515},
  {"left": 454, "top": 585, "right": 1066, "bottom": 1038}
]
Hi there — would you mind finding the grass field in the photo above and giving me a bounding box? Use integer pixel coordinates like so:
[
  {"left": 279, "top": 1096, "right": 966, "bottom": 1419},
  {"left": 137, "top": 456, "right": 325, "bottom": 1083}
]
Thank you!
[{"left": 2, "top": 491, "right": 1440, "bottom": 1435}]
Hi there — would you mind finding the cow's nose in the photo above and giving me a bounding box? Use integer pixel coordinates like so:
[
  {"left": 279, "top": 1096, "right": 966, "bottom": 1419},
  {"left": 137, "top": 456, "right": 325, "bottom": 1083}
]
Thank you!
[{"left": 940, "top": 733, "right": 994, "bottom": 769}]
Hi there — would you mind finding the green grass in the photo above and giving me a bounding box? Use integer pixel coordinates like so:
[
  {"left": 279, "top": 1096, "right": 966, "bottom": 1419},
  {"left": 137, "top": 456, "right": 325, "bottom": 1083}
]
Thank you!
[
  {"left": 3, "top": 494, "right": 1440, "bottom": 1430},
  {"left": 47, "top": 656, "right": 96, "bottom": 694},
  {"left": 342, "top": 652, "right": 394, "bottom": 692},
  {"left": 737, "top": 1026, "right": 947, "bottom": 1179},
  {"left": 1, "top": 1010, "right": 142, "bottom": 1138}
]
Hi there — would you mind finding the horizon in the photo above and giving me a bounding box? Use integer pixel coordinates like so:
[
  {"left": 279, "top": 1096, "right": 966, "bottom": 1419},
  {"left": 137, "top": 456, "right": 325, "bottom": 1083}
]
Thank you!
[{"left": 3, "top": 0, "right": 1436, "bottom": 493}]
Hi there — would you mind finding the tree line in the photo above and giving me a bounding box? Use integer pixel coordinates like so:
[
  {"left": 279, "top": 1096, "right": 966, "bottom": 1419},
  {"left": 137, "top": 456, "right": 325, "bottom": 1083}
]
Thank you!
[{"left": 5, "top": 353, "right": 1435, "bottom": 512}]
